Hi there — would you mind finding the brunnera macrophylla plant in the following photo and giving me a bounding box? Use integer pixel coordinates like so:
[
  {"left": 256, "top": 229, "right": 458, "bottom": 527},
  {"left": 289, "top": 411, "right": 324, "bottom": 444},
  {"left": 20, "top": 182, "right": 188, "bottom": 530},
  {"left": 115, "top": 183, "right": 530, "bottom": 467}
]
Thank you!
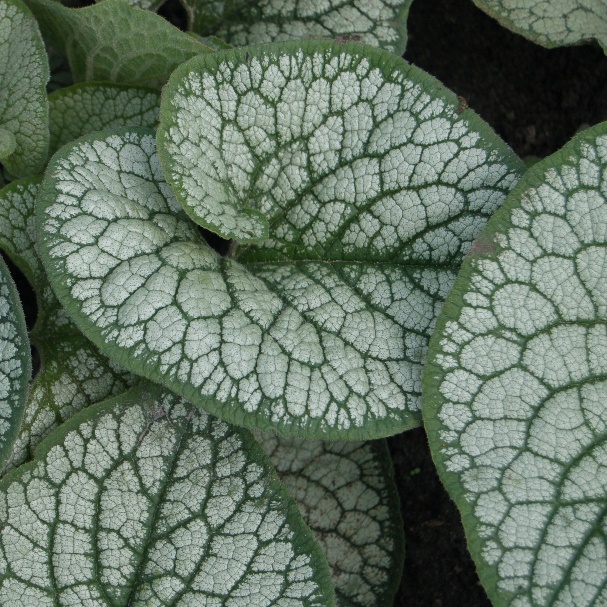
[
  {"left": 1, "top": 0, "right": 607, "bottom": 605},
  {"left": 423, "top": 122, "right": 607, "bottom": 607}
]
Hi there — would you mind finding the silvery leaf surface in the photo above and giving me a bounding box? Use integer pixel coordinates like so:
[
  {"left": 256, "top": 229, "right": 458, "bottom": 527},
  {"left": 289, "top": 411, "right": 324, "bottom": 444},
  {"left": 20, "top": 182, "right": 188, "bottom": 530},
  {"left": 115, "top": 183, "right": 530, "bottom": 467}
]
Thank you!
[
  {"left": 0, "top": 0, "right": 50, "bottom": 177},
  {"left": 255, "top": 431, "right": 403, "bottom": 607},
  {"left": 180, "top": 0, "right": 413, "bottom": 54},
  {"left": 26, "top": 0, "right": 212, "bottom": 88},
  {"left": 0, "top": 179, "right": 136, "bottom": 474},
  {"left": 473, "top": 0, "right": 607, "bottom": 51},
  {"left": 424, "top": 122, "right": 607, "bottom": 605},
  {"left": 0, "top": 382, "right": 335, "bottom": 606},
  {"left": 49, "top": 82, "right": 160, "bottom": 157},
  {"left": 0, "top": 238, "right": 31, "bottom": 470}
]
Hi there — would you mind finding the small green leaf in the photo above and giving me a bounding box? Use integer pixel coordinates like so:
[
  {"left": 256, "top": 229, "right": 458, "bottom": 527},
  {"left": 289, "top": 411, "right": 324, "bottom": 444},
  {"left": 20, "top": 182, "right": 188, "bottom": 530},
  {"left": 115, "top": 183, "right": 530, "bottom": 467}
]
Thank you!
[
  {"left": 26, "top": 0, "right": 212, "bottom": 87},
  {"left": 0, "top": 179, "right": 136, "bottom": 473},
  {"left": 181, "top": 0, "right": 413, "bottom": 54},
  {"left": 424, "top": 122, "right": 607, "bottom": 605},
  {"left": 0, "top": 128, "right": 16, "bottom": 160},
  {"left": 472, "top": 0, "right": 607, "bottom": 51},
  {"left": 0, "top": 382, "right": 335, "bottom": 606},
  {"left": 0, "top": 252, "right": 31, "bottom": 470},
  {"left": 0, "top": 0, "right": 50, "bottom": 177},
  {"left": 39, "top": 43, "right": 523, "bottom": 440},
  {"left": 255, "top": 432, "right": 404, "bottom": 607},
  {"left": 49, "top": 82, "right": 160, "bottom": 157}
]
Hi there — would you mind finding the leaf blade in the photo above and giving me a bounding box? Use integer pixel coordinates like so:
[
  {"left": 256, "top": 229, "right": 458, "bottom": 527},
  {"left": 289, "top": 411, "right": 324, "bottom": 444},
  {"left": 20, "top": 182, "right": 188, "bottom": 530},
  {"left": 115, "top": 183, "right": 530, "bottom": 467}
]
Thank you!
[
  {"left": 0, "top": 382, "right": 335, "bottom": 606},
  {"left": 424, "top": 121, "right": 607, "bottom": 606}
]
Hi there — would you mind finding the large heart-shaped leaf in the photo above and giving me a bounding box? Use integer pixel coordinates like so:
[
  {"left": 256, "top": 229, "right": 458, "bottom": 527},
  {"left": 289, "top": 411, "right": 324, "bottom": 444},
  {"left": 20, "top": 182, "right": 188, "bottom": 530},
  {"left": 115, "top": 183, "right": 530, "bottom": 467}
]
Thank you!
[
  {"left": 0, "top": 382, "right": 334, "bottom": 606},
  {"left": 180, "top": 0, "right": 413, "bottom": 54},
  {"left": 49, "top": 82, "right": 160, "bottom": 157},
  {"left": 39, "top": 42, "right": 523, "bottom": 439},
  {"left": 472, "top": 0, "right": 607, "bottom": 51},
  {"left": 424, "top": 122, "right": 607, "bottom": 605},
  {"left": 255, "top": 432, "right": 403, "bottom": 607},
  {"left": 26, "top": 0, "right": 212, "bottom": 87},
  {"left": 0, "top": 0, "right": 49, "bottom": 177},
  {"left": 0, "top": 179, "right": 136, "bottom": 474},
  {"left": 0, "top": 245, "right": 30, "bottom": 470}
]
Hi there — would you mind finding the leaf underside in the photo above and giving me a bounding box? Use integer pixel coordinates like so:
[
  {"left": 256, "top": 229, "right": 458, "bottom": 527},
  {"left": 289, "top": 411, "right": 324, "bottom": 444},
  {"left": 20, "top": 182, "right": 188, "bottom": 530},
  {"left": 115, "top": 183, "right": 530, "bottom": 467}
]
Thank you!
[
  {"left": 181, "top": 0, "right": 413, "bottom": 55},
  {"left": 0, "top": 383, "right": 335, "bottom": 606},
  {"left": 472, "top": 0, "right": 607, "bottom": 51},
  {"left": 424, "top": 122, "right": 607, "bottom": 606},
  {"left": 0, "top": 0, "right": 50, "bottom": 177},
  {"left": 255, "top": 432, "right": 404, "bottom": 607},
  {"left": 39, "top": 42, "right": 522, "bottom": 439}
]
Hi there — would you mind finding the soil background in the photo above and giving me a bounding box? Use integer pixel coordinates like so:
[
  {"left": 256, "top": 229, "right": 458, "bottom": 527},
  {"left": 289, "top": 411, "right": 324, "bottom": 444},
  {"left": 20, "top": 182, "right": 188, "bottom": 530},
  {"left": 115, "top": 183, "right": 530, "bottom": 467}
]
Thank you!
[
  {"left": 9, "top": 1, "right": 607, "bottom": 606},
  {"left": 391, "top": 0, "right": 607, "bottom": 605}
]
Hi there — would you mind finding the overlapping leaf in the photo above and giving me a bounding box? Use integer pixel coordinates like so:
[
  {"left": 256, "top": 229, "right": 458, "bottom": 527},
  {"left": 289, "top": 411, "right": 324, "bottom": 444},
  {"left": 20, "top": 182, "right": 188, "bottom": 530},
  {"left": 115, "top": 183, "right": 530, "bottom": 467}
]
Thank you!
[
  {"left": 181, "top": 0, "right": 413, "bottom": 54},
  {"left": 0, "top": 179, "right": 136, "bottom": 474},
  {"left": 255, "top": 432, "right": 403, "bottom": 607},
  {"left": 0, "top": 0, "right": 49, "bottom": 177},
  {"left": 0, "top": 253, "right": 30, "bottom": 470},
  {"left": 49, "top": 82, "right": 160, "bottom": 157},
  {"left": 0, "top": 382, "right": 335, "bottom": 606},
  {"left": 473, "top": 0, "right": 607, "bottom": 51},
  {"left": 39, "top": 44, "right": 522, "bottom": 439},
  {"left": 26, "top": 0, "right": 212, "bottom": 87},
  {"left": 424, "top": 122, "right": 607, "bottom": 605}
]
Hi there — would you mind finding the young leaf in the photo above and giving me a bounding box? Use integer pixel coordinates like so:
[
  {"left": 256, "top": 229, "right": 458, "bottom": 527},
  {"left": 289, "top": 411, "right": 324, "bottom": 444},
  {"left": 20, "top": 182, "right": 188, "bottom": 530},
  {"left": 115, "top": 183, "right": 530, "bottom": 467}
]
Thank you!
[
  {"left": 0, "top": 179, "right": 136, "bottom": 473},
  {"left": 0, "top": 253, "right": 31, "bottom": 470},
  {"left": 254, "top": 432, "right": 404, "bottom": 607},
  {"left": 181, "top": 0, "right": 413, "bottom": 54},
  {"left": 472, "top": 0, "right": 607, "bottom": 51},
  {"left": 26, "top": 0, "right": 212, "bottom": 88},
  {"left": 0, "top": 0, "right": 50, "bottom": 177},
  {"left": 0, "top": 382, "right": 335, "bottom": 606},
  {"left": 39, "top": 45, "right": 523, "bottom": 440},
  {"left": 49, "top": 82, "right": 160, "bottom": 157},
  {"left": 424, "top": 122, "right": 607, "bottom": 605}
]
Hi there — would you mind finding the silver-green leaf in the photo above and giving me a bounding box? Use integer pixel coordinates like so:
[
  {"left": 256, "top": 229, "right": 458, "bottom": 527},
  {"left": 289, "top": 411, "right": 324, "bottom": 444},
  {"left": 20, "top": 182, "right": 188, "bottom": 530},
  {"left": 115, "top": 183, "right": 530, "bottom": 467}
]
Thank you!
[
  {"left": 255, "top": 432, "right": 403, "bottom": 607},
  {"left": 181, "top": 0, "right": 413, "bottom": 54},
  {"left": 472, "top": 0, "right": 607, "bottom": 51},
  {"left": 0, "top": 178, "right": 136, "bottom": 474},
  {"left": 0, "top": 0, "right": 50, "bottom": 177},
  {"left": 424, "top": 121, "right": 607, "bottom": 606},
  {"left": 26, "top": 0, "right": 212, "bottom": 87},
  {"left": 0, "top": 247, "right": 30, "bottom": 470},
  {"left": 0, "top": 382, "right": 335, "bottom": 605}
]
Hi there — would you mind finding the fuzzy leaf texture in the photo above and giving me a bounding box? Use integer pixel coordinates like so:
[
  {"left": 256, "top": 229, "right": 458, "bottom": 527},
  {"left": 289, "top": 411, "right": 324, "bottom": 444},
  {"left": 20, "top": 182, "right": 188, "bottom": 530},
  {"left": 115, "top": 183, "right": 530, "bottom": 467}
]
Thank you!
[
  {"left": 424, "top": 122, "right": 607, "bottom": 606},
  {"left": 255, "top": 432, "right": 404, "bottom": 607},
  {"left": 0, "top": 179, "right": 137, "bottom": 474},
  {"left": 472, "top": 0, "right": 607, "bottom": 52},
  {"left": 0, "top": 0, "right": 49, "bottom": 177},
  {"left": 25, "top": 0, "right": 212, "bottom": 87},
  {"left": 0, "top": 382, "right": 335, "bottom": 606},
  {"left": 180, "top": 0, "right": 413, "bottom": 55},
  {"left": 38, "top": 42, "right": 523, "bottom": 439}
]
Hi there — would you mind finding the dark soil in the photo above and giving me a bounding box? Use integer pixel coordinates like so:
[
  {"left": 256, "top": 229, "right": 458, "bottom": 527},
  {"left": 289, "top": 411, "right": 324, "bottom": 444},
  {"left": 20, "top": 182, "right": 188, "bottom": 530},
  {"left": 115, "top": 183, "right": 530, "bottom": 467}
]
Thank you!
[{"left": 389, "top": 0, "right": 607, "bottom": 605}]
